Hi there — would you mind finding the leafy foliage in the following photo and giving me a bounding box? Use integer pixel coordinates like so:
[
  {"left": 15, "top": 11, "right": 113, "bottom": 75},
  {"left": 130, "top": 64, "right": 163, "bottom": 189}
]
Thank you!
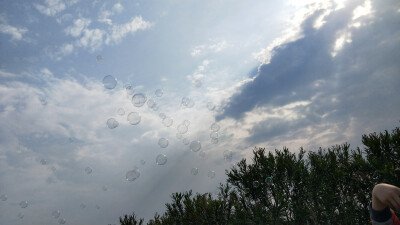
[{"left": 120, "top": 126, "right": 400, "bottom": 224}]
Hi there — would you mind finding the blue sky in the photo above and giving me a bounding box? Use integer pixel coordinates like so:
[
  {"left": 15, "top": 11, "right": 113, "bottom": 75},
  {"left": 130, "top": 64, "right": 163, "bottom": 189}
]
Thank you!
[{"left": 0, "top": 0, "right": 399, "bottom": 224}]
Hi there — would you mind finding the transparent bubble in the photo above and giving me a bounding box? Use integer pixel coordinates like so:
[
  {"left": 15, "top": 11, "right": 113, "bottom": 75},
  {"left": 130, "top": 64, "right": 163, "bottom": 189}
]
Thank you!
[
  {"left": 51, "top": 166, "right": 57, "bottom": 172},
  {"left": 159, "top": 113, "right": 166, "bottom": 119},
  {"left": 140, "top": 159, "right": 146, "bottom": 165},
  {"left": 194, "top": 79, "right": 202, "bottom": 88},
  {"left": 210, "top": 138, "right": 218, "bottom": 144},
  {"left": 19, "top": 201, "right": 28, "bottom": 208},
  {"left": 156, "top": 154, "right": 167, "bottom": 165},
  {"left": 127, "top": 112, "right": 141, "bottom": 125},
  {"left": 18, "top": 212, "right": 24, "bottom": 219},
  {"left": 189, "top": 141, "right": 201, "bottom": 152},
  {"left": 211, "top": 123, "right": 220, "bottom": 132},
  {"left": 187, "top": 99, "right": 195, "bottom": 108},
  {"left": 208, "top": 170, "right": 215, "bottom": 179},
  {"left": 210, "top": 132, "right": 218, "bottom": 139},
  {"left": 147, "top": 99, "right": 156, "bottom": 108},
  {"left": 95, "top": 204, "right": 101, "bottom": 210},
  {"left": 58, "top": 218, "right": 66, "bottom": 224},
  {"left": 199, "top": 151, "right": 206, "bottom": 158},
  {"left": 181, "top": 97, "right": 190, "bottom": 106},
  {"left": 117, "top": 108, "right": 125, "bottom": 116},
  {"left": 126, "top": 167, "right": 140, "bottom": 181},
  {"left": 162, "top": 117, "right": 173, "bottom": 127},
  {"left": 106, "top": 118, "right": 119, "bottom": 129},
  {"left": 223, "top": 150, "right": 233, "bottom": 162},
  {"left": 158, "top": 138, "right": 169, "bottom": 148},
  {"left": 207, "top": 102, "right": 215, "bottom": 111},
  {"left": 102, "top": 185, "right": 108, "bottom": 191},
  {"left": 176, "top": 133, "right": 183, "bottom": 139},
  {"left": 253, "top": 181, "right": 259, "bottom": 188},
  {"left": 39, "top": 97, "right": 47, "bottom": 105},
  {"left": 80, "top": 203, "right": 86, "bottom": 209},
  {"left": 191, "top": 168, "right": 198, "bottom": 175},
  {"left": 265, "top": 177, "right": 272, "bottom": 183},
  {"left": 182, "top": 138, "right": 190, "bottom": 145},
  {"left": 125, "top": 84, "right": 134, "bottom": 95},
  {"left": 177, "top": 124, "right": 188, "bottom": 134},
  {"left": 40, "top": 158, "right": 47, "bottom": 165},
  {"left": 131, "top": 93, "right": 147, "bottom": 107},
  {"left": 0, "top": 194, "right": 7, "bottom": 201},
  {"left": 103, "top": 75, "right": 117, "bottom": 89},
  {"left": 96, "top": 55, "right": 103, "bottom": 62},
  {"left": 183, "top": 120, "right": 190, "bottom": 127},
  {"left": 52, "top": 210, "right": 60, "bottom": 219},
  {"left": 85, "top": 167, "right": 92, "bottom": 174},
  {"left": 155, "top": 89, "right": 163, "bottom": 97},
  {"left": 152, "top": 104, "right": 159, "bottom": 111}
]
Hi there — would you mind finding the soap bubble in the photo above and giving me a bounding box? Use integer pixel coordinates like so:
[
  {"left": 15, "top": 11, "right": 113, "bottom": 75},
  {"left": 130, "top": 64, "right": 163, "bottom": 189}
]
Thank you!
[
  {"left": 194, "top": 80, "right": 202, "bottom": 88},
  {"left": 152, "top": 103, "right": 159, "bottom": 111},
  {"left": 181, "top": 97, "right": 190, "bottom": 106},
  {"left": 191, "top": 168, "right": 198, "bottom": 175},
  {"left": 265, "top": 177, "right": 272, "bottom": 183},
  {"left": 58, "top": 218, "right": 66, "bottom": 224},
  {"left": 210, "top": 132, "right": 218, "bottom": 139},
  {"left": 132, "top": 93, "right": 147, "bottom": 107},
  {"left": 199, "top": 151, "right": 206, "bottom": 158},
  {"left": 158, "top": 138, "right": 169, "bottom": 148},
  {"left": 96, "top": 55, "right": 103, "bottom": 62},
  {"left": 187, "top": 99, "right": 195, "bottom": 108},
  {"left": 117, "top": 108, "right": 125, "bottom": 116},
  {"left": 17, "top": 212, "right": 24, "bottom": 219},
  {"left": 177, "top": 124, "right": 188, "bottom": 134},
  {"left": 103, "top": 75, "right": 117, "bottom": 89},
  {"left": 106, "top": 118, "right": 119, "bottom": 129},
  {"left": 127, "top": 112, "right": 141, "bottom": 125},
  {"left": 183, "top": 120, "right": 190, "bottom": 127},
  {"left": 182, "top": 138, "right": 190, "bottom": 145},
  {"left": 40, "top": 158, "right": 47, "bottom": 165},
  {"left": 162, "top": 117, "right": 173, "bottom": 127},
  {"left": 19, "top": 201, "right": 28, "bottom": 208},
  {"left": 125, "top": 84, "right": 134, "bottom": 95},
  {"left": 211, "top": 123, "right": 220, "bottom": 132},
  {"left": 39, "top": 97, "right": 47, "bottom": 105},
  {"left": 189, "top": 141, "right": 201, "bottom": 152},
  {"left": 102, "top": 185, "right": 108, "bottom": 191},
  {"left": 85, "top": 167, "right": 92, "bottom": 174},
  {"left": 156, "top": 154, "right": 167, "bottom": 165},
  {"left": 207, "top": 102, "right": 215, "bottom": 111},
  {"left": 80, "top": 203, "right": 86, "bottom": 209},
  {"left": 126, "top": 167, "right": 140, "bottom": 181},
  {"left": 208, "top": 170, "right": 215, "bottom": 178},
  {"left": 159, "top": 113, "right": 166, "bottom": 119},
  {"left": 52, "top": 210, "right": 60, "bottom": 219},
  {"left": 155, "top": 89, "right": 163, "bottom": 97},
  {"left": 176, "top": 133, "right": 183, "bottom": 139},
  {"left": 140, "top": 159, "right": 146, "bottom": 165},
  {"left": 223, "top": 150, "right": 233, "bottom": 162},
  {"left": 0, "top": 194, "right": 7, "bottom": 201},
  {"left": 147, "top": 99, "right": 156, "bottom": 108},
  {"left": 211, "top": 138, "right": 218, "bottom": 144},
  {"left": 51, "top": 166, "right": 57, "bottom": 172}
]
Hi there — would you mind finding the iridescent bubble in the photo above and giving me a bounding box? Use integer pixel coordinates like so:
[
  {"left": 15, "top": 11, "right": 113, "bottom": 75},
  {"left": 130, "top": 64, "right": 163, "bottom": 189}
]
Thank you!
[
  {"left": 147, "top": 99, "right": 156, "bottom": 108},
  {"left": 127, "top": 112, "right": 141, "bottom": 125},
  {"left": 85, "top": 167, "right": 92, "bottom": 174},
  {"left": 155, "top": 89, "right": 163, "bottom": 97},
  {"left": 19, "top": 201, "right": 28, "bottom": 208},
  {"left": 253, "top": 181, "right": 259, "bottom": 188},
  {"left": 40, "top": 159, "right": 47, "bottom": 165},
  {"left": 265, "top": 177, "right": 272, "bottom": 183},
  {"left": 17, "top": 212, "right": 24, "bottom": 219},
  {"left": 156, "top": 154, "right": 167, "bottom": 165},
  {"left": 177, "top": 124, "right": 188, "bottom": 134},
  {"left": 0, "top": 194, "right": 7, "bottom": 201},
  {"left": 208, "top": 170, "right": 215, "bottom": 178},
  {"left": 159, "top": 113, "right": 166, "bottom": 119},
  {"left": 158, "top": 138, "right": 169, "bottom": 148},
  {"left": 103, "top": 75, "right": 117, "bottom": 89},
  {"left": 52, "top": 210, "right": 60, "bottom": 219},
  {"left": 194, "top": 79, "right": 202, "bottom": 88},
  {"left": 191, "top": 168, "right": 198, "bottom": 175},
  {"left": 80, "top": 203, "right": 86, "bottom": 209},
  {"left": 207, "top": 102, "right": 215, "bottom": 111},
  {"left": 182, "top": 138, "right": 190, "bottom": 145},
  {"left": 106, "top": 118, "right": 119, "bottom": 129},
  {"left": 189, "top": 141, "right": 201, "bottom": 152},
  {"left": 131, "top": 93, "right": 147, "bottom": 107},
  {"left": 162, "top": 117, "right": 173, "bottom": 127},
  {"left": 58, "top": 218, "right": 66, "bottom": 224},
  {"left": 96, "top": 55, "right": 103, "bottom": 62},
  {"left": 183, "top": 120, "right": 190, "bottom": 127},
  {"left": 140, "top": 159, "right": 146, "bottom": 165},
  {"left": 211, "top": 123, "right": 220, "bottom": 132},
  {"left": 210, "top": 132, "right": 218, "bottom": 139},
  {"left": 102, "top": 185, "right": 108, "bottom": 191},
  {"left": 223, "top": 150, "right": 233, "bottom": 162},
  {"left": 210, "top": 138, "right": 218, "bottom": 144},
  {"left": 39, "top": 97, "right": 47, "bottom": 105},
  {"left": 176, "top": 133, "right": 183, "bottom": 139},
  {"left": 126, "top": 167, "right": 140, "bottom": 181},
  {"left": 199, "top": 151, "right": 206, "bottom": 158},
  {"left": 117, "top": 108, "right": 125, "bottom": 116}
]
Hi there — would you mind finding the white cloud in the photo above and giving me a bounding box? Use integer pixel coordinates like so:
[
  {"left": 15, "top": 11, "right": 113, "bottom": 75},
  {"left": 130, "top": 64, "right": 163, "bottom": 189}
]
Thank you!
[
  {"left": 0, "top": 23, "right": 28, "bottom": 41},
  {"left": 34, "top": 0, "right": 66, "bottom": 16},
  {"left": 77, "top": 28, "right": 106, "bottom": 51},
  {"left": 98, "top": 3, "right": 125, "bottom": 25},
  {"left": 112, "top": 3, "right": 124, "bottom": 13},
  {"left": 64, "top": 18, "right": 91, "bottom": 37},
  {"left": 0, "top": 69, "right": 18, "bottom": 78},
  {"left": 191, "top": 40, "right": 228, "bottom": 57},
  {"left": 106, "top": 16, "right": 153, "bottom": 44}
]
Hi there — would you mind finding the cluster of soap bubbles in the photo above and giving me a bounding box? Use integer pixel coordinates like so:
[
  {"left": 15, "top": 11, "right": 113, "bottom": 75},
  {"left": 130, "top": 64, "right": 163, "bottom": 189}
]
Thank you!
[{"left": 223, "top": 150, "right": 233, "bottom": 162}]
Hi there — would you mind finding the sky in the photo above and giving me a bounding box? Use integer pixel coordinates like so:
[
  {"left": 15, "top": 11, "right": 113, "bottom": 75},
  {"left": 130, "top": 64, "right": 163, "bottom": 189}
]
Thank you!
[{"left": 0, "top": 0, "right": 399, "bottom": 224}]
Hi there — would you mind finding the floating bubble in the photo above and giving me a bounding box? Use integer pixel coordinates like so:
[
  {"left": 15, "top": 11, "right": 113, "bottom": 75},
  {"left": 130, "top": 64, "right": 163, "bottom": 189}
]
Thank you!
[
  {"left": 125, "top": 84, "right": 134, "bottom": 95},
  {"left": 265, "top": 177, "right": 272, "bottom": 183},
  {"left": 103, "top": 75, "right": 117, "bottom": 89},
  {"left": 159, "top": 113, "right": 166, "bottom": 119},
  {"left": 106, "top": 118, "right": 119, "bottom": 129},
  {"left": 19, "top": 201, "right": 28, "bottom": 208},
  {"left": 158, "top": 138, "right": 169, "bottom": 148},
  {"left": 189, "top": 141, "right": 201, "bottom": 152},
  {"left": 210, "top": 138, "right": 218, "bottom": 144},
  {"left": 131, "top": 93, "right": 147, "bottom": 107},
  {"left": 210, "top": 132, "right": 218, "bottom": 139},
  {"left": 155, "top": 89, "right": 163, "bottom": 97},
  {"left": 156, "top": 154, "right": 167, "bottom": 165},
  {"left": 182, "top": 138, "right": 190, "bottom": 145},
  {"left": 223, "top": 150, "right": 233, "bottom": 162},
  {"left": 0, "top": 194, "right": 7, "bottom": 201},
  {"left": 126, "top": 167, "right": 140, "bottom": 181},
  {"left": 152, "top": 104, "right": 159, "bottom": 111},
  {"left": 127, "top": 112, "right": 141, "bottom": 125},
  {"left": 117, "top": 108, "right": 125, "bottom": 116},
  {"left": 177, "top": 124, "right": 188, "bottom": 134},
  {"left": 96, "top": 55, "right": 103, "bottom": 62},
  {"left": 191, "top": 168, "right": 199, "bottom": 175},
  {"left": 85, "top": 167, "right": 92, "bottom": 174},
  {"left": 40, "top": 159, "right": 47, "bottom": 165},
  {"left": 18, "top": 212, "right": 24, "bottom": 219},
  {"left": 162, "top": 117, "right": 173, "bottom": 127},
  {"left": 211, "top": 123, "right": 220, "bottom": 132},
  {"left": 52, "top": 210, "right": 60, "bottom": 219},
  {"left": 176, "top": 133, "right": 183, "bottom": 139},
  {"left": 187, "top": 99, "right": 195, "bottom": 108},
  {"left": 102, "top": 185, "right": 108, "bottom": 191},
  {"left": 208, "top": 170, "right": 215, "bottom": 178},
  {"left": 95, "top": 204, "right": 101, "bottom": 210},
  {"left": 39, "top": 97, "right": 47, "bottom": 105},
  {"left": 147, "top": 99, "right": 156, "bottom": 108},
  {"left": 80, "top": 203, "right": 86, "bottom": 209},
  {"left": 194, "top": 79, "right": 202, "bottom": 88},
  {"left": 140, "top": 159, "right": 146, "bottom": 165},
  {"left": 253, "top": 181, "right": 259, "bottom": 188},
  {"left": 199, "top": 151, "right": 206, "bottom": 158},
  {"left": 58, "top": 218, "right": 66, "bottom": 224},
  {"left": 181, "top": 97, "right": 190, "bottom": 106},
  {"left": 207, "top": 102, "right": 215, "bottom": 111},
  {"left": 51, "top": 166, "right": 57, "bottom": 172},
  {"left": 183, "top": 120, "right": 190, "bottom": 127}
]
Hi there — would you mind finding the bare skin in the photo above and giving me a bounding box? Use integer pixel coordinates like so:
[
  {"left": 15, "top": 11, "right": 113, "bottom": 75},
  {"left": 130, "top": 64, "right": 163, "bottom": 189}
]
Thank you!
[{"left": 372, "top": 183, "right": 400, "bottom": 211}]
